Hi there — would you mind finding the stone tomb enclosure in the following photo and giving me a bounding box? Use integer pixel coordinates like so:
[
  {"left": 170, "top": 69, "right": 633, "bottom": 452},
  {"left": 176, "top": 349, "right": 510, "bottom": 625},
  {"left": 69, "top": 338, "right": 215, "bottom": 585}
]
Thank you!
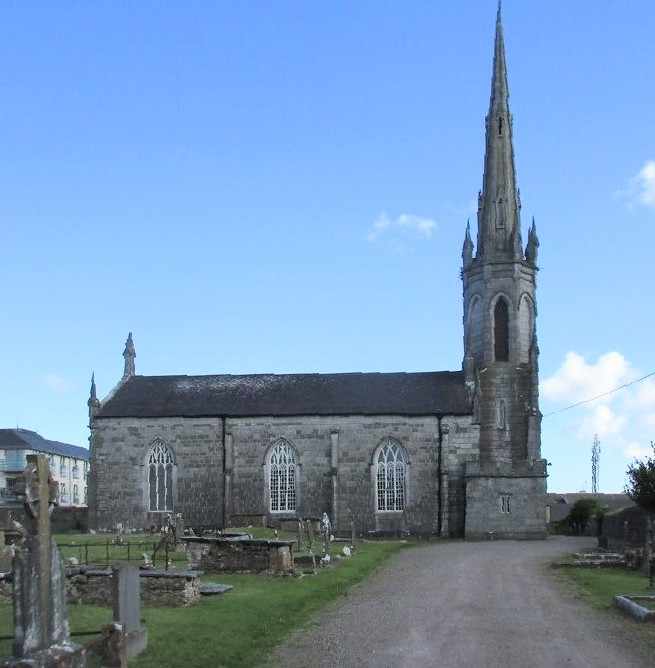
[
  {"left": 184, "top": 535, "right": 294, "bottom": 574},
  {"left": 66, "top": 566, "right": 203, "bottom": 607}
]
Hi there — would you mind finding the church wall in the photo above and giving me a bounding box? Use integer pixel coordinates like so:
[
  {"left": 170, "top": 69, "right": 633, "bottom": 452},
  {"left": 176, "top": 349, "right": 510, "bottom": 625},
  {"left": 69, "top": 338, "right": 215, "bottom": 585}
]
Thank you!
[
  {"left": 90, "top": 411, "right": 513, "bottom": 538},
  {"left": 225, "top": 414, "right": 475, "bottom": 536},
  {"left": 464, "top": 467, "right": 548, "bottom": 539},
  {"left": 90, "top": 417, "right": 224, "bottom": 530},
  {"left": 441, "top": 416, "right": 479, "bottom": 537},
  {"left": 226, "top": 417, "right": 332, "bottom": 523}
]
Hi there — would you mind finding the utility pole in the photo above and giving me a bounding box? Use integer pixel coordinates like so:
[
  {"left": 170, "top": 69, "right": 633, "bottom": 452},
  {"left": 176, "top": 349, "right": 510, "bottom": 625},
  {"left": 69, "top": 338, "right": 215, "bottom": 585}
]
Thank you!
[{"left": 591, "top": 434, "right": 601, "bottom": 493}]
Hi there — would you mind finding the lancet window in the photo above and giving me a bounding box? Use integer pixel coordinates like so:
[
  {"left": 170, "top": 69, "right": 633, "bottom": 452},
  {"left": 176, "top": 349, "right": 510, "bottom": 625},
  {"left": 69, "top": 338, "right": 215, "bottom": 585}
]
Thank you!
[
  {"left": 494, "top": 298, "right": 510, "bottom": 361},
  {"left": 269, "top": 439, "right": 297, "bottom": 513},
  {"left": 375, "top": 439, "right": 407, "bottom": 512},
  {"left": 148, "top": 439, "right": 175, "bottom": 512}
]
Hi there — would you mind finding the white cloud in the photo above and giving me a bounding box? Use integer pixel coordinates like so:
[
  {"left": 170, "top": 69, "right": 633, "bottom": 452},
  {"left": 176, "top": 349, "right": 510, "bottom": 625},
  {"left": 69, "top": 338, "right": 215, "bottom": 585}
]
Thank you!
[
  {"left": 541, "top": 351, "right": 655, "bottom": 491},
  {"left": 574, "top": 404, "right": 625, "bottom": 441},
  {"left": 541, "top": 351, "right": 634, "bottom": 405},
  {"left": 624, "top": 441, "right": 652, "bottom": 460},
  {"left": 619, "top": 160, "right": 655, "bottom": 209},
  {"left": 366, "top": 213, "right": 437, "bottom": 243},
  {"left": 44, "top": 374, "right": 72, "bottom": 393}
]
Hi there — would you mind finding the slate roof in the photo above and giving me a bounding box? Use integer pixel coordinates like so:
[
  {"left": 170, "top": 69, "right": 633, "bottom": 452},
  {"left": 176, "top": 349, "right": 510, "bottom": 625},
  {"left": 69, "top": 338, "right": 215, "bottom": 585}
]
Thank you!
[
  {"left": 97, "top": 371, "right": 471, "bottom": 419},
  {"left": 0, "top": 428, "right": 89, "bottom": 461}
]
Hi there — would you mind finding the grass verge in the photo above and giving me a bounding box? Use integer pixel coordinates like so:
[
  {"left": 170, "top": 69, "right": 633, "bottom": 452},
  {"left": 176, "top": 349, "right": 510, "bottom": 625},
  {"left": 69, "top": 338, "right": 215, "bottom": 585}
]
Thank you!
[
  {"left": 0, "top": 538, "right": 411, "bottom": 667},
  {"left": 552, "top": 565, "right": 655, "bottom": 650}
]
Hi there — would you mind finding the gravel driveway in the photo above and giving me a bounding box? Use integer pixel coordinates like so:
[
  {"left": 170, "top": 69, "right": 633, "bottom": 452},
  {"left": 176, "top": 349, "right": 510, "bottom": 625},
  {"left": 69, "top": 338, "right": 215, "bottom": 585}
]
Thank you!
[{"left": 264, "top": 536, "right": 653, "bottom": 667}]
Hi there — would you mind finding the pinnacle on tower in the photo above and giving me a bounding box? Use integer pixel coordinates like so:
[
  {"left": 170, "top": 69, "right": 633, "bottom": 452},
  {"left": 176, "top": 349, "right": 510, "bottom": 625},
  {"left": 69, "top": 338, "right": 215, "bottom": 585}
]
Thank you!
[{"left": 88, "top": 372, "right": 100, "bottom": 418}]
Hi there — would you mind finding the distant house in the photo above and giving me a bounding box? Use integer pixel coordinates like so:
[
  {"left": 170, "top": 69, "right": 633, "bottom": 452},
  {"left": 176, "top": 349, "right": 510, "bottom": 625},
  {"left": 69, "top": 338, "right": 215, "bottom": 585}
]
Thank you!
[
  {"left": 547, "top": 492, "right": 633, "bottom": 534},
  {"left": 0, "top": 428, "right": 89, "bottom": 507}
]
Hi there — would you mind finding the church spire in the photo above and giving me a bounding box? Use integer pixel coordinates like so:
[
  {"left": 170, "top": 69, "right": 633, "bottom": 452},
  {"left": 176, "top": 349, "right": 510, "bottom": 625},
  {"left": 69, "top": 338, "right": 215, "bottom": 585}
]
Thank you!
[{"left": 476, "top": 2, "right": 522, "bottom": 261}]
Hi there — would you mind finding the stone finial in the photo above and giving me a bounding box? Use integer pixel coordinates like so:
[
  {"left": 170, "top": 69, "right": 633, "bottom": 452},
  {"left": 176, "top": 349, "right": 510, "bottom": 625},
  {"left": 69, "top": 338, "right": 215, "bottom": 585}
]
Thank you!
[{"left": 123, "top": 332, "right": 136, "bottom": 380}]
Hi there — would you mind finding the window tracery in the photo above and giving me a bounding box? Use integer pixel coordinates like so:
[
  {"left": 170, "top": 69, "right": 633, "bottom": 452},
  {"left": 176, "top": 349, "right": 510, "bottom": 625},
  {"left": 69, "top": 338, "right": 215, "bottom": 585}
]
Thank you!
[
  {"left": 376, "top": 439, "right": 406, "bottom": 512},
  {"left": 148, "top": 439, "right": 175, "bottom": 512},
  {"left": 269, "top": 439, "right": 296, "bottom": 512}
]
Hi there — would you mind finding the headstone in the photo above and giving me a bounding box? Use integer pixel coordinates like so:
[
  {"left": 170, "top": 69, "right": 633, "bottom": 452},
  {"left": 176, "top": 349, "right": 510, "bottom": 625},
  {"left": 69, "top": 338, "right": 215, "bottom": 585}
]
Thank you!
[
  {"left": 111, "top": 564, "right": 148, "bottom": 666},
  {"left": 320, "top": 513, "right": 331, "bottom": 565},
  {"left": 5, "top": 454, "right": 85, "bottom": 667}
]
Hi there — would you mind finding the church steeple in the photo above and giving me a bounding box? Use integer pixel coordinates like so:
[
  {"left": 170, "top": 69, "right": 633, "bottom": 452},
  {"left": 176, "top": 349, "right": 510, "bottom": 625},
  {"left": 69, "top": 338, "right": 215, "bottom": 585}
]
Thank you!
[
  {"left": 476, "top": 2, "right": 522, "bottom": 261},
  {"left": 461, "top": 4, "right": 541, "bottom": 467}
]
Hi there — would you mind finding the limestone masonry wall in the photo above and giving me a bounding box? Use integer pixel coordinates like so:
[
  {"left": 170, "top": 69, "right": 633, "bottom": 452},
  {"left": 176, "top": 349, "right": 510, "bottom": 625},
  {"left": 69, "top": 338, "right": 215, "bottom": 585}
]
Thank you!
[{"left": 91, "top": 412, "right": 481, "bottom": 537}]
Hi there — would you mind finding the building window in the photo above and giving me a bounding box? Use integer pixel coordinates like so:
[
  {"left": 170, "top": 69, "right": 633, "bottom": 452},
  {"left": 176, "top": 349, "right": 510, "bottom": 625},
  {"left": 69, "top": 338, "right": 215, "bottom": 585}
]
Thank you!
[
  {"left": 501, "top": 494, "right": 512, "bottom": 514},
  {"left": 376, "top": 439, "right": 406, "bottom": 512},
  {"left": 84, "top": 486, "right": 88, "bottom": 505},
  {"left": 148, "top": 440, "right": 175, "bottom": 512},
  {"left": 73, "top": 484, "right": 79, "bottom": 504},
  {"left": 269, "top": 439, "right": 296, "bottom": 513},
  {"left": 494, "top": 298, "right": 510, "bottom": 361},
  {"left": 60, "top": 459, "right": 68, "bottom": 477},
  {"left": 72, "top": 460, "right": 79, "bottom": 479},
  {"left": 60, "top": 483, "right": 68, "bottom": 504}
]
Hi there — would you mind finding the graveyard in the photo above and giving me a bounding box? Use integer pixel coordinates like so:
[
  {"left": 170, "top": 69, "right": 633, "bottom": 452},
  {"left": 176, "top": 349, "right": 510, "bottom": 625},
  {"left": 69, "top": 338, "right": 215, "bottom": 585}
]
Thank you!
[
  {"left": 0, "top": 459, "right": 410, "bottom": 666},
  {"left": 1, "top": 456, "right": 654, "bottom": 666},
  {"left": 0, "top": 531, "right": 407, "bottom": 666}
]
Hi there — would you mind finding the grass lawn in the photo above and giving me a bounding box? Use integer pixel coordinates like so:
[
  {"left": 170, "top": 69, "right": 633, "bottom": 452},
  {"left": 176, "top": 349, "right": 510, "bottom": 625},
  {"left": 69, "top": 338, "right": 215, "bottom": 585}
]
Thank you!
[
  {"left": 552, "top": 564, "right": 655, "bottom": 650},
  {"left": 0, "top": 534, "right": 412, "bottom": 667}
]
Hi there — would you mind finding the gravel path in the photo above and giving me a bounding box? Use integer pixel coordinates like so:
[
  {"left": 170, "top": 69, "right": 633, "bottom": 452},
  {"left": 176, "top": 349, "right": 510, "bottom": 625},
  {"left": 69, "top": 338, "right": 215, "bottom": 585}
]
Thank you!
[{"left": 264, "top": 536, "right": 654, "bottom": 668}]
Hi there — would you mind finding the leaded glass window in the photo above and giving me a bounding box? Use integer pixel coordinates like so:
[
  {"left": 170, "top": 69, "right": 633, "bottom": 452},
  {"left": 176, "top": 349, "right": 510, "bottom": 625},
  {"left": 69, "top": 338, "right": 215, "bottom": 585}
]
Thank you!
[
  {"left": 376, "top": 439, "right": 406, "bottom": 512},
  {"left": 269, "top": 440, "right": 296, "bottom": 512},
  {"left": 148, "top": 440, "right": 175, "bottom": 512}
]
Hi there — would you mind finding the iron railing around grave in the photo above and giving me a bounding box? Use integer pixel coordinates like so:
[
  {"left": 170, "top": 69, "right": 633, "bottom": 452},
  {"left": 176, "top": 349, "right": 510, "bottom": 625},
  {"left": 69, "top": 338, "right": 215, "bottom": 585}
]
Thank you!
[{"left": 57, "top": 536, "right": 179, "bottom": 570}]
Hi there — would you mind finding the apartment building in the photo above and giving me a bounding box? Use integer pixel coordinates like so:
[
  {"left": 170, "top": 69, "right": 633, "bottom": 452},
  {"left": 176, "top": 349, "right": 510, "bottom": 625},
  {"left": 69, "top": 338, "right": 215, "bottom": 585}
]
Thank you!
[{"left": 0, "top": 428, "right": 89, "bottom": 506}]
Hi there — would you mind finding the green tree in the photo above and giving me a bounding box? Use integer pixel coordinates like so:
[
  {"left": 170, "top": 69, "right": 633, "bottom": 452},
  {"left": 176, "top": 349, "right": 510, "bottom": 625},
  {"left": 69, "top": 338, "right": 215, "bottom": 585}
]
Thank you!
[
  {"left": 625, "top": 442, "right": 655, "bottom": 513},
  {"left": 566, "top": 498, "right": 601, "bottom": 535}
]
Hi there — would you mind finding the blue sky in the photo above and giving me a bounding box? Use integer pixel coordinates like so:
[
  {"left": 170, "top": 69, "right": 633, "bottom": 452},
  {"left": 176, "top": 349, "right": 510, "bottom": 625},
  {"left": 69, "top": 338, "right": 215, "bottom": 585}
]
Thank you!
[{"left": 1, "top": 2, "right": 654, "bottom": 494}]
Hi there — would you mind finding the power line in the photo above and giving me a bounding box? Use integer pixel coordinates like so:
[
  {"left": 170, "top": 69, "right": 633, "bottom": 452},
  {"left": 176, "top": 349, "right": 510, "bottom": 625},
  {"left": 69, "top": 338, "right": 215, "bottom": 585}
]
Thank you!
[{"left": 542, "top": 370, "right": 655, "bottom": 418}]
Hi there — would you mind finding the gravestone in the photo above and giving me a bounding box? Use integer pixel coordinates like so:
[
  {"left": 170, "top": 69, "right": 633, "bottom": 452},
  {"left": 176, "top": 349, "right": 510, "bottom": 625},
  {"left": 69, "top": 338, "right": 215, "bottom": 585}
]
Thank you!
[
  {"left": 5, "top": 454, "right": 85, "bottom": 667},
  {"left": 320, "top": 513, "right": 331, "bottom": 565},
  {"left": 92, "top": 563, "right": 148, "bottom": 667}
]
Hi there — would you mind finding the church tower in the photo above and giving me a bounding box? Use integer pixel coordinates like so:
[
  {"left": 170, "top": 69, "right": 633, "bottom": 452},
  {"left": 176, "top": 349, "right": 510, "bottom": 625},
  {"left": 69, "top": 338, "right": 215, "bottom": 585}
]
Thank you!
[{"left": 461, "top": 4, "right": 547, "bottom": 538}]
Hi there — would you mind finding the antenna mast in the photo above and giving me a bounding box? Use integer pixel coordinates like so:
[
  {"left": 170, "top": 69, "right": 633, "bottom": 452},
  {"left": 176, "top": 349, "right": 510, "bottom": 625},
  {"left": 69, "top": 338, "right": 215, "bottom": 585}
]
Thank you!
[{"left": 591, "top": 434, "right": 601, "bottom": 493}]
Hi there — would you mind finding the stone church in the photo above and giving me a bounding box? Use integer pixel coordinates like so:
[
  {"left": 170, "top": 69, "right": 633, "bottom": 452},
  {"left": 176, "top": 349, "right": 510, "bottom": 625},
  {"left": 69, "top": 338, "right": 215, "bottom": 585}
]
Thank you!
[{"left": 88, "top": 7, "right": 548, "bottom": 539}]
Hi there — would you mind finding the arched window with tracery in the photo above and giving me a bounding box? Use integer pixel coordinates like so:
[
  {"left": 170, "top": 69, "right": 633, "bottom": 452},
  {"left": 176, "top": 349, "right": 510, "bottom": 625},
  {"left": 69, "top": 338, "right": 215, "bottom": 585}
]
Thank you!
[
  {"left": 269, "top": 439, "right": 296, "bottom": 513},
  {"left": 494, "top": 297, "right": 510, "bottom": 361},
  {"left": 148, "top": 439, "right": 175, "bottom": 512},
  {"left": 376, "top": 439, "right": 407, "bottom": 512}
]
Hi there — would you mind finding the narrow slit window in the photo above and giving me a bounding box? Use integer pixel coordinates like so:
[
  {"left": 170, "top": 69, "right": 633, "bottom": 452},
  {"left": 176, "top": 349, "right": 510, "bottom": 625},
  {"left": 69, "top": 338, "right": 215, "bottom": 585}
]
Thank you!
[{"left": 494, "top": 298, "right": 510, "bottom": 361}]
